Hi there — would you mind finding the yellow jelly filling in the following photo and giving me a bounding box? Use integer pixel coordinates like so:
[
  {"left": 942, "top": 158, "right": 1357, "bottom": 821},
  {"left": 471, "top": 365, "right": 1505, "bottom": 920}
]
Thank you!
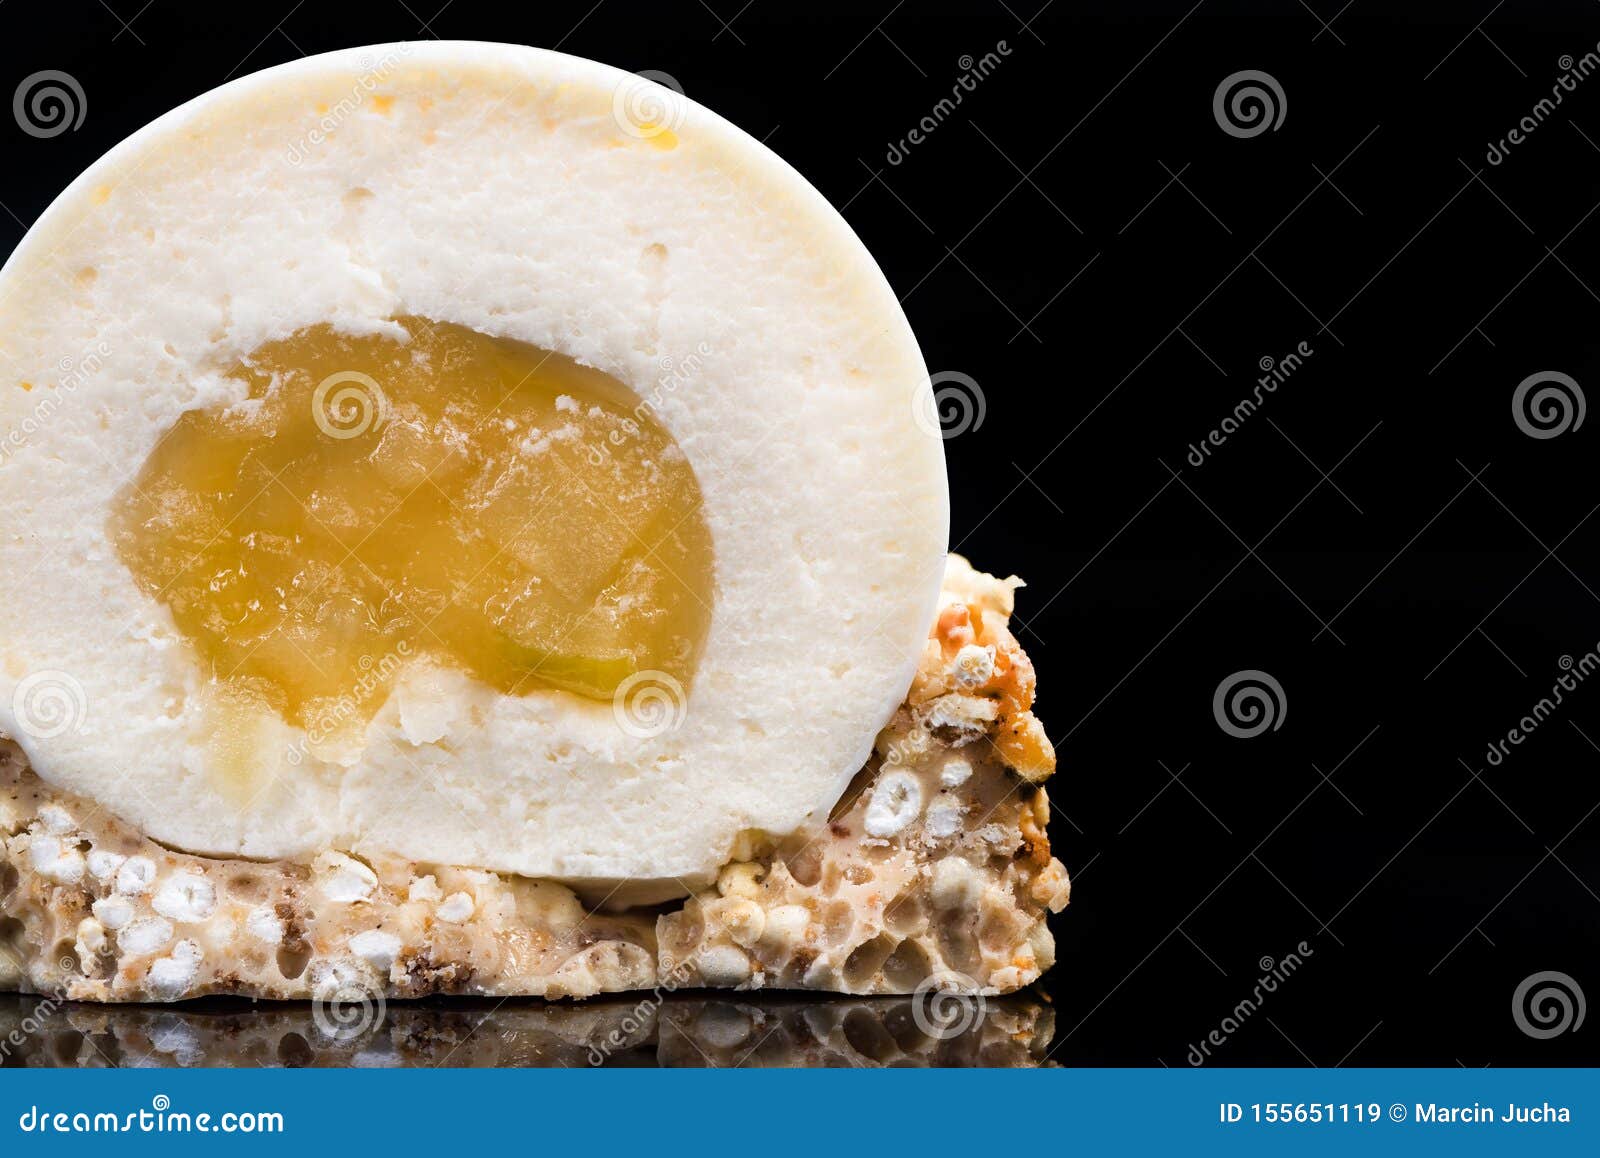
[{"left": 110, "top": 317, "right": 713, "bottom": 736}]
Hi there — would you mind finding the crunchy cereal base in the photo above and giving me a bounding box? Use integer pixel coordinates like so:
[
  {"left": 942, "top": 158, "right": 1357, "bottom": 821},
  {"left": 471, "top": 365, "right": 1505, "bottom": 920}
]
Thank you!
[{"left": 0, "top": 556, "right": 1068, "bottom": 1003}]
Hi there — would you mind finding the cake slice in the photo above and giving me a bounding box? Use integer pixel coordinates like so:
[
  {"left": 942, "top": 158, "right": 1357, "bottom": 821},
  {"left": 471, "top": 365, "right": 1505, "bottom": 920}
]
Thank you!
[
  {"left": 0, "top": 45, "right": 1068, "bottom": 1006},
  {"left": 0, "top": 556, "right": 1067, "bottom": 1003}
]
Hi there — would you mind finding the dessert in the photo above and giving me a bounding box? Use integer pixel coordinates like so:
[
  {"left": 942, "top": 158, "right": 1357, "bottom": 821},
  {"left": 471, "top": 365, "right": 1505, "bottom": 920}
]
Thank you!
[{"left": 0, "top": 44, "right": 1067, "bottom": 1005}]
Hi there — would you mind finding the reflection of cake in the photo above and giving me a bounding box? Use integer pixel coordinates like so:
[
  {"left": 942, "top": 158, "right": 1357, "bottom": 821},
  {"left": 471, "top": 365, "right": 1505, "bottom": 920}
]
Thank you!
[
  {"left": 0, "top": 44, "right": 1067, "bottom": 1004},
  {"left": 0, "top": 992, "right": 1057, "bottom": 1068}
]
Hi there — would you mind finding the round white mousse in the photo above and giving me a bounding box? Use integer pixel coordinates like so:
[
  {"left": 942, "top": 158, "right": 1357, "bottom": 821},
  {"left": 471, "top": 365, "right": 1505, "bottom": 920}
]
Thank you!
[{"left": 0, "top": 43, "right": 949, "bottom": 890}]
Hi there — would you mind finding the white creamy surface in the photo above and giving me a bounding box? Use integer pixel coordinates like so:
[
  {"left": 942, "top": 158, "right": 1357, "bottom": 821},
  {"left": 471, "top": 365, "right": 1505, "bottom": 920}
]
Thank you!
[{"left": 0, "top": 44, "right": 949, "bottom": 887}]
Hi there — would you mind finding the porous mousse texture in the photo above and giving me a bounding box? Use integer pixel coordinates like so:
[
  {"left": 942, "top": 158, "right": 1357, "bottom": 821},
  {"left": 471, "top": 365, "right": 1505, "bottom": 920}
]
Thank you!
[{"left": 0, "top": 556, "right": 1068, "bottom": 1003}]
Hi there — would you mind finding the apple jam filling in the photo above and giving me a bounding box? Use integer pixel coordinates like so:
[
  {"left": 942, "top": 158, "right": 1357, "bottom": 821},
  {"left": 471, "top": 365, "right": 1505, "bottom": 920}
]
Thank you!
[{"left": 110, "top": 317, "right": 713, "bottom": 735}]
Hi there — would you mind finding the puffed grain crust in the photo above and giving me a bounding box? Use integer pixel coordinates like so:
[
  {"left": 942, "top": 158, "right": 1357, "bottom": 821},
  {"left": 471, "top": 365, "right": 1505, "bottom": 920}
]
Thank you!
[{"left": 0, "top": 555, "right": 1068, "bottom": 1003}]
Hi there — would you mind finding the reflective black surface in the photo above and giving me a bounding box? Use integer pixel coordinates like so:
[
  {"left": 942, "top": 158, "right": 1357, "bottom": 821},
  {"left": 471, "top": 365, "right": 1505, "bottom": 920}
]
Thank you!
[{"left": 0, "top": 992, "right": 1054, "bottom": 1068}]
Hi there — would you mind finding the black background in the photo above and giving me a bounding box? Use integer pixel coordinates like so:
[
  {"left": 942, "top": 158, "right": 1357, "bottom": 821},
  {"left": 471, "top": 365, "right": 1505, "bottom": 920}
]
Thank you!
[{"left": 3, "top": 0, "right": 1599, "bottom": 1066}]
